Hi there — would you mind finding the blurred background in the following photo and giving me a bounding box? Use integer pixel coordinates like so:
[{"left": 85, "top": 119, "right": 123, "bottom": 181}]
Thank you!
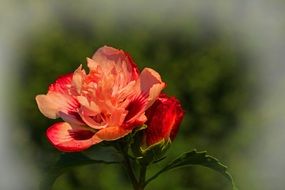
[{"left": 1, "top": 0, "right": 285, "bottom": 190}]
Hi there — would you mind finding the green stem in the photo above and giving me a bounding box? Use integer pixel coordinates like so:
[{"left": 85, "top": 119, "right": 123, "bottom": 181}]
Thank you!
[
  {"left": 145, "top": 165, "right": 170, "bottom": 187},
  {"left": 122, "top": 150, "right": 138, "bottom": 189},
  {"left": 137, "top": 165, "right": 147, "bottom": 190},
  {"left": 116, "top": 141, "right": 138, "bottom": 190},
  {"left": 145, "top": 172, "right": 160, "bottom": 187},
  {"left": 116, "top": 140, "right": 148, "bottom": 190}
]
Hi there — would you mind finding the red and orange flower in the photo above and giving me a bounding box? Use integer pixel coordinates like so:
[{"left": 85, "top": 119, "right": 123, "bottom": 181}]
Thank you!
[{"left": 36, "top": 46, "right": 165, "bottom": 152}]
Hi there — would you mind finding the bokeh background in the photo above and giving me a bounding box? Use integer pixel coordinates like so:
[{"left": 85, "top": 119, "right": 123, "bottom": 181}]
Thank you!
[{"left": 1, "top": 0, "right": 285, "bottom": 190}]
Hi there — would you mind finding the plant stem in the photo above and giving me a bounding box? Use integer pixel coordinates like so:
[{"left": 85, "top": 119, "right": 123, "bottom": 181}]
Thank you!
[
  {"left": 116, "top": 140, "right": 148, "bottom": 190},
  {"left": 122, "top": 151, "right": 138, "bottom": 189},
  {"left": 137, "top": 165, "right": 147, "bottom": 190},
  {"left": 117, "top": 141, "right": 138, "bottom": 189}
]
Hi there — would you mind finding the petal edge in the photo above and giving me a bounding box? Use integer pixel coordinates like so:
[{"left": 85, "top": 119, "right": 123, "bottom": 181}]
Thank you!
[{"left": 46, "top": 122, "right": 101, "bottom": 152}]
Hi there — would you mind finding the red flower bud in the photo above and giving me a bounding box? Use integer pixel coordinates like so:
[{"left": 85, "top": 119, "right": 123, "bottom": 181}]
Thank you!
[{"left": 144, "top": 94, "right": 184, "bottom": 146}]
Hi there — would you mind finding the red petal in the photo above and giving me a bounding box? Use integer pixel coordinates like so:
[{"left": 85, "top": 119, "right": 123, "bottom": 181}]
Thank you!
[
  {"left": 124, "top": 94, "right": 147, "bottom": 122},
  {"left": 46, "top": 122, "right": 101, "bottom": 152},
  {"left": 145, "top": 94, "right": 184, "bottom": 145},
  {"left": 169, "top": 100, "right": 184, "bottom": 141},
  {"left": 48, "top": 73, "right": 73, "bottom": 93}
]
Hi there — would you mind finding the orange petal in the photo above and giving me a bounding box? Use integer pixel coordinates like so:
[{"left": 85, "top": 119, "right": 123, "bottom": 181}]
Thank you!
[
  {"left": 139, "top": 68, "right": 165, "bottom": 108},
  {"left": 79, "top": 112, "right": 107, "bottom": 129},
  {"left": 35, "top": 93, "right": 78, "bottom": 119},
  {"left": 71, "top": 65, "right": 86, "bottom": 94},
  {"left": 90, "top": 46, "right": 139, "bottom": 80},
  {"left": 95, "top": 127, "right": 131, "bottom": 141},
  {"left": 147, "top": 83, "right": 166, "bottom": 109},
  {"left": 87, "top": 57, "right": 99, "bottom": 71},
  {"left": 46, "top": 122, "right": 101, "bottom": 152},
  {"left": 36, "top": 72, "right": 80, "bottom": 121}
]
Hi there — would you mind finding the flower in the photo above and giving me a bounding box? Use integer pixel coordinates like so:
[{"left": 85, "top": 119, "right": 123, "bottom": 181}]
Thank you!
[
  {"left": 143, "top": 94, "right": 184, "bottom": 147},
  {"left": 36, "top": 46, "right": 165, "bottom": 152}
]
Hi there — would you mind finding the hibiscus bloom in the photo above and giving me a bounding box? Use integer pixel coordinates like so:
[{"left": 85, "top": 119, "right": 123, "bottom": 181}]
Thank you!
[{"left": 36, "top": 46, "right": 165, "bottom": 152}]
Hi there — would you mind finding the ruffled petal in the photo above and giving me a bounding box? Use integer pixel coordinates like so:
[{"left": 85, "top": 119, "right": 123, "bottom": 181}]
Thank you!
[
  {"left": 123, "top": 94, "right": 148, "bottom": 126},
  {"left": 119, "top": 68, "right": 165, "bottom": 130},
  {"left": 71, "top": 65, "right": 86, "bottom": 94},
  {"left": 139, "top": 68, "right": 165, "bottom": 108},
  {"left": 95, "top": 126, "right": 131, "bottom": 141},
  {"left": 48, "top": 73, "right": 73, "bottom": 93},
  {"left": 46, "top": 122, "right": 101, "bottom": 152},
  {"left": 35, "top": 93, "right": 78, "bottom": 119},
  {"left": 90, "top": 46, "right": 139, "bottom": 80},
  {"left": 79, "top": 112, "right": 107, "bottom": 129},
  {"left": 36, "top": 73, "right": 81, "bottom": 123}
]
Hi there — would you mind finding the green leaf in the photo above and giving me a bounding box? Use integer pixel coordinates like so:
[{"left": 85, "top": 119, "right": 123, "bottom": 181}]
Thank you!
[
  {"left": 40, "top": 152, "right": 121, "bottom": 190},
  {"left": 85, "top": 144, "right": 123, "bottom": 162},
  {"left": 146, "top": 149, "right": 238, "bottom": 190}
]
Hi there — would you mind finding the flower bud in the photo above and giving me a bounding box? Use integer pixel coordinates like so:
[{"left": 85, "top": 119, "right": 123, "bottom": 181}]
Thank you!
[
  {"left": 135, "top": 94, "right": 184, "bottom": 164},
  {"left": 144, "top": 94, "right": 184, "bottom": 146}
]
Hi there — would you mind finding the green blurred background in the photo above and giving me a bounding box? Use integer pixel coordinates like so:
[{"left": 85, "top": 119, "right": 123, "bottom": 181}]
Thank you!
[{"left": 3, "top": 0, "right": 285, "bottom": 190}]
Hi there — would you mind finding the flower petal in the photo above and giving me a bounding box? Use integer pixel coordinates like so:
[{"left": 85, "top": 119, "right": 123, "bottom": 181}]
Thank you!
[
  {"left": 144, "top": 94, "right": 185, "bottom": 146},
  {"left": 95, "top": 126, "right": 131, "bottom": 141},
  {"left": 48, "top": 73, "right": 73, "bottom": 93},
  {"left": 71, "top": 65, "right": 86, "bottom": 94},
  {"left": 120, "top": 68, "right": 165, "bottom": 130},
  {"left": 79, "top": 112, "right": 107, "bottom": 129},
  {"left": 123, "top": 94, "right": 148, "bottom": 128},
  {"left": 46, "top": 122, "right": 101, "bottom": 152},
  {"left": 90, "top": 46, "right": 139, "bottom": 80},
  {"left": 36, "top": 73, "right": 80, "bottom": 120},
  {"left": 35, "top": 93, "right": 78, "bottom": 119},
  {"left": 58, "top": 111, "right": 84, "bottom": 125},
  {"left": 139, "top": 68, "right": 166, "bottom": 108}
]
